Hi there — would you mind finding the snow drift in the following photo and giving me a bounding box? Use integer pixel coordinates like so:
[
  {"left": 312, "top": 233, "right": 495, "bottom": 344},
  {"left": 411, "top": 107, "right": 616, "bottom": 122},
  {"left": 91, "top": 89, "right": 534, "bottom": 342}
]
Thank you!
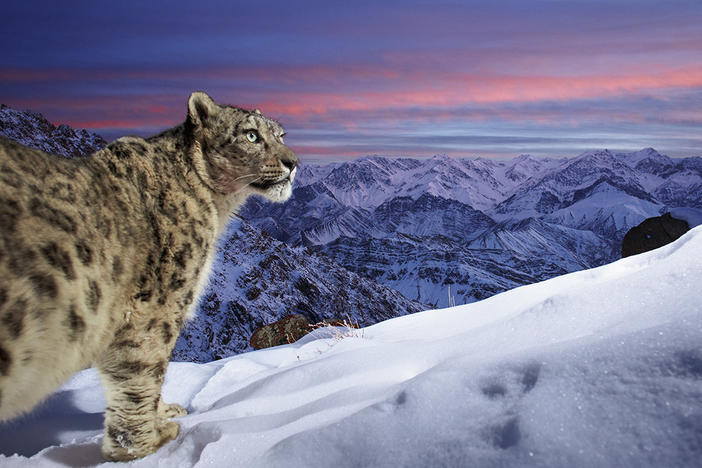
[{"left": 1, "top": 226, "right": 701, "bottom": 467}]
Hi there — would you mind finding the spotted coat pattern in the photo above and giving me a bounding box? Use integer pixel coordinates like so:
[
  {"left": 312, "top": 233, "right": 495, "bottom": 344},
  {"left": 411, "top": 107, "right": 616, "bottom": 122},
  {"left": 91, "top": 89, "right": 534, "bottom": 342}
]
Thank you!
[{"left": 0, "top": 92, "right": 297, "bottom": 461}]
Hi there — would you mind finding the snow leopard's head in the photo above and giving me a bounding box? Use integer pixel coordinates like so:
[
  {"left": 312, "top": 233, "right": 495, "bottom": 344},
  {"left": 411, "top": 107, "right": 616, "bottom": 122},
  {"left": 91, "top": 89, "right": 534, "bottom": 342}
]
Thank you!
[{"left": 187, "top": 91, "right": 297, "bottom": 203}]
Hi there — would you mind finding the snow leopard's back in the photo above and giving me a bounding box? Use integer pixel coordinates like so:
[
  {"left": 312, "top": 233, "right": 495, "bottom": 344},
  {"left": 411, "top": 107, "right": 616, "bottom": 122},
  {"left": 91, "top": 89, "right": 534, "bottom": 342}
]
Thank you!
[{"left": 0, "top": 137, "right": 126, "bottom": 418}]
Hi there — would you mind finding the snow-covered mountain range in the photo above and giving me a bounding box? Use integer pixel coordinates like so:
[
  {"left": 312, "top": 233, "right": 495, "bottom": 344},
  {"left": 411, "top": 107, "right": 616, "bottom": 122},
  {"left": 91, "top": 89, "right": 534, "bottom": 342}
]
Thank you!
[
  {"left": 242, "top": 149, "right": 702, "bottom": 307},
  {"left": 4, "top": 104, "right": 702, "bottom": 357}
]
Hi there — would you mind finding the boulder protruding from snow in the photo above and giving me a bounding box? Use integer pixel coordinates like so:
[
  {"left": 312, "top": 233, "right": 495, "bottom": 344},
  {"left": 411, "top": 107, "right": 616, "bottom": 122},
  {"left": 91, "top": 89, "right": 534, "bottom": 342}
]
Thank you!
[
  {"left": 250, "top": 314, "right": 312, "bottom": 350},
  {"left": 621, "top": 212, "right": 689, "bottom": 258}
]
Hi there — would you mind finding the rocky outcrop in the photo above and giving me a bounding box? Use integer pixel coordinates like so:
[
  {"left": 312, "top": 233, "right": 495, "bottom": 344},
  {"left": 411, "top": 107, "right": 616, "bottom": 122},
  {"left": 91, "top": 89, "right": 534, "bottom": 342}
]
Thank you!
[
  {"left": 0, "top": 104, "right": 106, "bottom": 157},
  {"left": 250, "top": 314, "right": 312, "bottom": 350},
  {"left": 621, "top": 213, "right": 690, "bottom": 258},
  {"left": 249, "top": 315, "right": 362, "bottom": 350}
]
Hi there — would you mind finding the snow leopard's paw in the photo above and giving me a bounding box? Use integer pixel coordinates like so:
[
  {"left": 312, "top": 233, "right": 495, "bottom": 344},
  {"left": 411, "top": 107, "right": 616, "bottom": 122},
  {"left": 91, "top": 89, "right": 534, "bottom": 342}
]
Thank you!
[{"left": 159, "top": 400, "right": 188, "bottom": 418}]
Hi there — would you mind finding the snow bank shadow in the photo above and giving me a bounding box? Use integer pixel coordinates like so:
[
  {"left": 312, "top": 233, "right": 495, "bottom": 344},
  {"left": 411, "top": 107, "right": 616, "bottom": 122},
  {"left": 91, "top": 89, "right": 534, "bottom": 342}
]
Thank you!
[
  {"left": 671, "top": 349, "right": 702, "bottom": 378},
  {"left": 485, "top": 416, "right": 521, "bottom": 449},
  {"left": 0, "top": 390, "right": 103, "bottom": 458},
  {"left": 371, "top": 390, "right": 408, "bottom": 413},
  {"left": 165, "top": 423, "right": 223, "bottom": 466},
  {"left": 43, "top": 442, "right": 103, "bottom": 468}
]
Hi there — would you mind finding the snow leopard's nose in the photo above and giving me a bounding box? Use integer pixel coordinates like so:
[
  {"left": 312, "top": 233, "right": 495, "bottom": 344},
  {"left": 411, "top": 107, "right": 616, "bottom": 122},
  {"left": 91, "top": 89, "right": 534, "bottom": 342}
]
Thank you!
[{"left": 281, "top": 147, "right": 298, "bottom": 171}]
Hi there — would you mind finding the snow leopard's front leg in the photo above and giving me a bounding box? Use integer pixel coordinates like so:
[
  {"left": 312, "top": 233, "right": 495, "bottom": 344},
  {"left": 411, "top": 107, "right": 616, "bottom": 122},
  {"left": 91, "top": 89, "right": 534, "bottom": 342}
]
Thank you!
[{"left": 96, "top": 317, "right": 183, "bottom": 461}]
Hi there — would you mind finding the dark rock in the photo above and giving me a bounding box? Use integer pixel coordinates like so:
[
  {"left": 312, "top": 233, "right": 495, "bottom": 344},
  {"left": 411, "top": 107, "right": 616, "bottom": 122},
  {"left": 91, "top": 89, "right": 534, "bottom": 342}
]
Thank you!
[
  {"left": 249, "top": 314, "right": 311, "bottom": 350},
  {"left": 621, "top": 213, "right": 689, "bottom": 258}
]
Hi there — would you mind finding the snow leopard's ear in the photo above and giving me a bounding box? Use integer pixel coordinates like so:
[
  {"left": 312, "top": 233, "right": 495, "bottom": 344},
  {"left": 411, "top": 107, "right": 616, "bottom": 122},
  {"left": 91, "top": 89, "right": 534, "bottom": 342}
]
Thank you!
[{"left": 188, "top": 92, "right": 219, "bottom": 128}]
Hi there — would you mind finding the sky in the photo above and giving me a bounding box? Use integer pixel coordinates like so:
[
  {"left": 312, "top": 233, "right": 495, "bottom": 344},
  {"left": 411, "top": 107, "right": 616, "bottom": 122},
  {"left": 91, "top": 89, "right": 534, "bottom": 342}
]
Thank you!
[{"left": 1, "top": 0, "right": 701, "bottom": 162}]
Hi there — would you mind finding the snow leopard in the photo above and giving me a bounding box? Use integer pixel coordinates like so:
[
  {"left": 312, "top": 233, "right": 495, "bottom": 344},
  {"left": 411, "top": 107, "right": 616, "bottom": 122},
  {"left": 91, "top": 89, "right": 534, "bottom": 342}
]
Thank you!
[{"left": 0, "top": 92, "right": 297, "bottom": 460}]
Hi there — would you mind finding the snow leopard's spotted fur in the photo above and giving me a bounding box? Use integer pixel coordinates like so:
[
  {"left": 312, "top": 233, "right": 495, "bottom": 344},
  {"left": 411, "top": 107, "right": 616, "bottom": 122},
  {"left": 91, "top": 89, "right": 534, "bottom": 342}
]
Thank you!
[{"left": 0, "top": 92, "right": 297, "bottom": 460}]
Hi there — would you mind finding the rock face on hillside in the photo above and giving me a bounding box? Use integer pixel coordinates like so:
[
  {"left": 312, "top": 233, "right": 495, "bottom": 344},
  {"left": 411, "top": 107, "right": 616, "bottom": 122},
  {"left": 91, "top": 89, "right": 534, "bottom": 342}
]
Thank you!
[
  {"left": 621, "top": 213, "right": 690, "bottom": 257},
  {"left": 172, "top": 220, "right": 426, "bottom": 361}
]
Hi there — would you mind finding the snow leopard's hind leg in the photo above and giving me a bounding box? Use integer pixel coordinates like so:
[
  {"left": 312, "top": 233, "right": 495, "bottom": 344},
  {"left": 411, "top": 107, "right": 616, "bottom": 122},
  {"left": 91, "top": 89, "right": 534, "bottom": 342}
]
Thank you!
[{"left": 96, "top": 319, "right": 183, "bottom": 461}]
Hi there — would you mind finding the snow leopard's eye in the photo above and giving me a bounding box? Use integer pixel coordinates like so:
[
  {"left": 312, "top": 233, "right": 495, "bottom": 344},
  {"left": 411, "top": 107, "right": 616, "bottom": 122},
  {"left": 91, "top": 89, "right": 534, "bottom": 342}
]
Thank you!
[{"left": 246, "top": 131, "right": 259, "bottom": 143}]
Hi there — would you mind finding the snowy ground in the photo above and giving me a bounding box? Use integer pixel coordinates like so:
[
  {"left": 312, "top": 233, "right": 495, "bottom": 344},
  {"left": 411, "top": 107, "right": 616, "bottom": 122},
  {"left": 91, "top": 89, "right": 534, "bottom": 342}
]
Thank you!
[{"left": 1, "top": 227, "right": 701, "bottom": 467}]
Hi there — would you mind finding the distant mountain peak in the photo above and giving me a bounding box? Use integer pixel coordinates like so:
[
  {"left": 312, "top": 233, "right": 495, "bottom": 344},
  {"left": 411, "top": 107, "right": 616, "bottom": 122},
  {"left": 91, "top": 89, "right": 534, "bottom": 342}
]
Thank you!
[
  {"left": 575, "top": 149, "right": 617, "bottom": 161},
  {"left": 431, "top": 153, "right": 451, "bottom": 160},
  {"left": 515, "top": 153, "right": 536, "bottom": 161},
  {"left": 624, "top": 147, "right": 662, "bottom": 158},
  {"left": 616, "top": 147, "right": 673, "bottom": 168}
]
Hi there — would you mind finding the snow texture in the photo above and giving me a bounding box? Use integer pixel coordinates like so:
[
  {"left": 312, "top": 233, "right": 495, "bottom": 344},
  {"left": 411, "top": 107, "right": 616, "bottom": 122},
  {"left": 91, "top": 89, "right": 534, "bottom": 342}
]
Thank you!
[{"left": 2, "top": 226, "right": 701, "bottom": 467}]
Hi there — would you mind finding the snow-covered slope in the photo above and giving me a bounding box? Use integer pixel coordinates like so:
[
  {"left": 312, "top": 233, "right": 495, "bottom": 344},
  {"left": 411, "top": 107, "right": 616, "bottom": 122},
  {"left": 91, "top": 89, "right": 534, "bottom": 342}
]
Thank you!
[
  {"left": 0, "top": 104, "right": 106, "bottom": 157},
  {"left": 2, "top": 226, "right": 701, "bottom": 467}
]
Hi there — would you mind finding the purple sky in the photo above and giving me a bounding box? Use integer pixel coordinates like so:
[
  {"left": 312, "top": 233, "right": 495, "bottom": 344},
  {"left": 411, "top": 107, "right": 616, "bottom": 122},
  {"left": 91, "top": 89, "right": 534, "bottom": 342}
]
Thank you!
[{"left": 1, "top": 0, "right": 701, "bottom": 161}]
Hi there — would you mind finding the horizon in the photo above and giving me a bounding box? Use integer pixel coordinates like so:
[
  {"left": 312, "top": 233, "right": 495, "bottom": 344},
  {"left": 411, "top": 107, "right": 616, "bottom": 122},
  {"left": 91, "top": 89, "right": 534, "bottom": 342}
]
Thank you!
[
  {"left": 1, "top": 0, "right": 701, "bottom": 161},
  {"left": 0, "top": 102, "right": 689, "bottom": 164},
  {"left": 298, "top": 146, "right": 680, "bottom": 165}
]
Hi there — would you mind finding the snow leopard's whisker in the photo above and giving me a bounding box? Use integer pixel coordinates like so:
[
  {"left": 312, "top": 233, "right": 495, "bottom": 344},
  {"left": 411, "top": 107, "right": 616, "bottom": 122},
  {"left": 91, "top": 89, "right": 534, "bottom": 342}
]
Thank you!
[
  {"left": 232, "top": 176, "right": 262, "bottom": 195},
  {"left": 232, "top": 173, "right": 258, "bottom": 182}
]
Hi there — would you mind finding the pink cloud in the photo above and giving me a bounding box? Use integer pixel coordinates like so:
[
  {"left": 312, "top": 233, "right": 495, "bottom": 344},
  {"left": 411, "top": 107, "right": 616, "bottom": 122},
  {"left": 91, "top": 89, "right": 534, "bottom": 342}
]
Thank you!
[
  {"left": 3, "top": 61, "right": 700, "bottom": 153},
  {"left": 255, "top": 66, "right": 702, "bottom": 116}
]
